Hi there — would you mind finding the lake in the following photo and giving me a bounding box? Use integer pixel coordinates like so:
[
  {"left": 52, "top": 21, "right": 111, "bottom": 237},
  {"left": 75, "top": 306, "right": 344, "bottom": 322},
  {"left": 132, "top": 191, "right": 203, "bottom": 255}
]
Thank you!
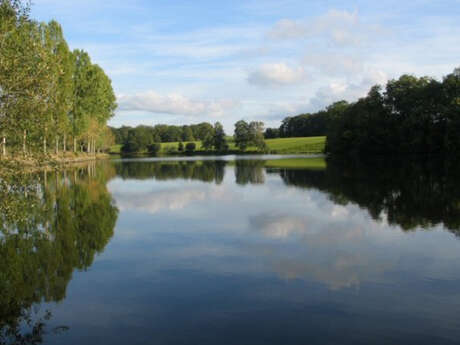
[{"left": 1, "top": 155, "right": 460, "bottom": 345}]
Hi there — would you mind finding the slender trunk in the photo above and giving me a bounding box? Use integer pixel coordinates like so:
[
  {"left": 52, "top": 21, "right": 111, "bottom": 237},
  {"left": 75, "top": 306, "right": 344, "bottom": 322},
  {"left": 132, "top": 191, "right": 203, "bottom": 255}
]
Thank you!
[
  {"left": 63, "top": 134, "right": 67, "bottom": 153},
  {"left": 55, "top": 136, "right": 59, "bottom": 155},
  {"left": 2, "top": 136, "right": 5, "bottom": 157},
  {"left": 73, "top": 137, "right": 77, "bottom": 153},
  {"left": 43, "top": 127, "right": 47, "bottom": 155},
  {"left": 87, "top": 137, "right": 91, "bottom": 154},
  {"left": 23, "top": 130, "right": 27, "bottom": 155}
]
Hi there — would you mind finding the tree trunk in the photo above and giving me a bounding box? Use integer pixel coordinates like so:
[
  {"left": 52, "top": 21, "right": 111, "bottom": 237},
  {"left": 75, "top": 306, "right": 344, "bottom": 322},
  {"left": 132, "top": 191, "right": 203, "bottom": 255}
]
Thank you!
[
  {"left": 55, "top": 136, "right": 59, "bottom": 155},
  {"left": 23, "top": 130, "right": 27, "bottom": 155},
  {"left": 2, "top": 136, "right": 5, "bottom": 157},
  {"left": 43, "top": 127, "right": 47, "bottom": 155},
  {"left": 87, "top": 138, "right": 91, "bottom": 154},
  {"left": 73, "top": 137, "right": 77, "bottom": 153},
  {"left": 63, "top": 134, "right": 67, "bottom": 153}
]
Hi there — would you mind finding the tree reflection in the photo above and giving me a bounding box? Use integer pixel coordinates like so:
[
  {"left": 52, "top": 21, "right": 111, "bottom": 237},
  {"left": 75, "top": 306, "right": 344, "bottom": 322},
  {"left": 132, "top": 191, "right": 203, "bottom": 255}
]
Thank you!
[
  {"left": 279, "top": 156, "right": 460, "bottom": 233},
  {"left": 0, "top": 163, "right": 118, "bottom": 344},
  {"left": 234, "top": 160, "right": 265, "bottom": 185},
  {"left": 114, "top": 160, "right": 226, "bottom": 184}
]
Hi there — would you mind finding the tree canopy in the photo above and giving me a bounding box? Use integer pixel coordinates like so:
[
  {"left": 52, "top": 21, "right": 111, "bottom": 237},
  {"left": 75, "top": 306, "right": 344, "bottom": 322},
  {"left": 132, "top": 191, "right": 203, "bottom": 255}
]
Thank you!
[{"left": 0, "top": 0, "right": 116, "bottom": 158}]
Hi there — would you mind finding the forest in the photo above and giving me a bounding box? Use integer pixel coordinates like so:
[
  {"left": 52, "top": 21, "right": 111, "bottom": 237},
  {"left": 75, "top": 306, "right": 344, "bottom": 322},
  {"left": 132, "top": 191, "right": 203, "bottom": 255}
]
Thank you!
[
  {"left": 266, "top": 68, "right": 459, "bottom": 155},
  {"left": 0, "top": 0, "right": 117, "bottom": 159}
]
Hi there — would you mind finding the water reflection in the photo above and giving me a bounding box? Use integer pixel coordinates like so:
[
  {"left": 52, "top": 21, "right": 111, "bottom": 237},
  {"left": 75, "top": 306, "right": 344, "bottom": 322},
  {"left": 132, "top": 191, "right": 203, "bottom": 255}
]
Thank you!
[
  {"left": 0, "top": 163, "right": 118, "bottom": 344},
  {"left": 3, "top": 156, "right": 460, "bottom": 344},
  {"left": 279, "top": 157, "right": 460, "bottom": 232}
]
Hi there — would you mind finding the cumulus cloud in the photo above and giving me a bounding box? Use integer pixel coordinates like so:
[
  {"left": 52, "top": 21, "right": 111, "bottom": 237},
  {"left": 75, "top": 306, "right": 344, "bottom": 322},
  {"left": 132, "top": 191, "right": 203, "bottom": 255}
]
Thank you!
[
  {"left": 308, "top": 70, "right": 388, "bottom": 110},
  {"left": 267, "top": 9, "right": 374, "bottom": 45},
  {"left": 247, "top": 63, "right": 307, "bottom": 87},
  {"left": 118, "top": 91, "right": 239, "bottom": 117}
]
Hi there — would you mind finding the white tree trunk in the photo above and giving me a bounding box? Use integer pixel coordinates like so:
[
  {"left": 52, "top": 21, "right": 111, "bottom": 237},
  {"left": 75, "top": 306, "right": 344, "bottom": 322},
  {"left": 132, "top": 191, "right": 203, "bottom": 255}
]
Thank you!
[{"left": 23, "top": 130, "right": 27, "bottom": 155}]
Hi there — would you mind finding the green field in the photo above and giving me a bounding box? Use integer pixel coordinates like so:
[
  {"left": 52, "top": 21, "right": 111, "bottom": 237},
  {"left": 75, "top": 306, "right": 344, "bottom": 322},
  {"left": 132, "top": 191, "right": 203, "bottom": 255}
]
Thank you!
[
  {"left": 264, "top": 157, "right": 326, "bottom": 169},
  {"left": 110, "top": 136, "right": 326, "bottom": 155}
]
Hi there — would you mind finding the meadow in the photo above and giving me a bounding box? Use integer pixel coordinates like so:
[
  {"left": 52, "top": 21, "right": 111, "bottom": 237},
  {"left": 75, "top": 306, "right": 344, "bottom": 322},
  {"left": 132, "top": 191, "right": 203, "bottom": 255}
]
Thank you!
[{"left": 110, "top": 136, "right": 326, "bottom": 155}]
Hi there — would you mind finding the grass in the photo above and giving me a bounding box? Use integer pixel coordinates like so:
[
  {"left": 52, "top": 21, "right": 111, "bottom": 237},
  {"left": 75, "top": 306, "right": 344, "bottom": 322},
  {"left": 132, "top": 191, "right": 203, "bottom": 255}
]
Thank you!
[
  {"left": 110, "top": 136, "right": 326, "bottom": 155},
  {"left": 264, "top": 157, "right": 326, "bottom": 170}
]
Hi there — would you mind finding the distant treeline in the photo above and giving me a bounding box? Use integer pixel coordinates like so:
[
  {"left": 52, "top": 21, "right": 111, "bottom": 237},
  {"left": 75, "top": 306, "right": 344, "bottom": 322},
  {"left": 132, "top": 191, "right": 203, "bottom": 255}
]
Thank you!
[
  {"left": 0, "top": 0, "right": 117, "bottom": 158},
  {"left": 110, "top": 122, "right": 228, "bottom": 154},
  {"left": 265, "top": 68, "right": 459, "bottom": 154},
  {"left": 111, "top": 120, "right": 267, "bottom": 154},
  {"left": 111, "top": 122, "right": 214, "bottom": 145}
]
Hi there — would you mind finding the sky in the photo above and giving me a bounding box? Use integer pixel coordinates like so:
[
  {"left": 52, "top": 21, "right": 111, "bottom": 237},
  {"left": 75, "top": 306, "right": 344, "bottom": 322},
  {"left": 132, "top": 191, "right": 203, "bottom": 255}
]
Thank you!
[{"left": 32, "top": 0, "right": 460, "bottom": 132}]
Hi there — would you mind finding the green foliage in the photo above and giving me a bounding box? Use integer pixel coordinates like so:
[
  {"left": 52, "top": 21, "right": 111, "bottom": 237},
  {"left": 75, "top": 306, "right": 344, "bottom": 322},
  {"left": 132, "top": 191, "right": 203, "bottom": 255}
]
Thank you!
[
  {"left": 234, "top": 120, "right": 267, "bottom": 151},
  {"left": 326, "top": 69, "right": 460, "bottom": 154},
  {"left": 185, "top": 142, "right": 196, "bottom": 153},
  {"left": 0, "top": 1, "right": 116, "bottom": 157},
  {"left": 147, "top": 143, "right": 161, "bottom": 155},
  {"left": 111, "top": 122, "right": 214, "bottom": 147},
  {"left": 212, "top": 122, "right": 228, "bottom": 152},
  {"left": 178, "top": 141, "right": 184, "bottom": 152}
]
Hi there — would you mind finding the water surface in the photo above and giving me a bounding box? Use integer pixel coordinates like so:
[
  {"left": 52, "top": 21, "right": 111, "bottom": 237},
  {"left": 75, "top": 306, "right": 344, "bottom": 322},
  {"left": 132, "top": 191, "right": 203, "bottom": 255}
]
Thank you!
[{"left": 1, "top": 156, "right": 460, "bottom": 345}]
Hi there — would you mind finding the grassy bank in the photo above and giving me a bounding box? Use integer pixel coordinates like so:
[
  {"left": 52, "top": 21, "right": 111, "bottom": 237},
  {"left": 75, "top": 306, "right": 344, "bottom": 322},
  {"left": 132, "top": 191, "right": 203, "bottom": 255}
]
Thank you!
[
  {"left": 0, "top": 152, "right": 110, "bottom": 172},
  {"left": 110, "top": 136, "right": 326, "bottom": 156}
]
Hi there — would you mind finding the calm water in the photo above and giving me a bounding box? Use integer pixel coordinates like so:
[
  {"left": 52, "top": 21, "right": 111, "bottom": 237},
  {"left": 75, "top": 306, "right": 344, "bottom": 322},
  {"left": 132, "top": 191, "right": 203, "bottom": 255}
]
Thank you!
[{"left": 2, "top": 155, "right": 460, "bottom": 345}]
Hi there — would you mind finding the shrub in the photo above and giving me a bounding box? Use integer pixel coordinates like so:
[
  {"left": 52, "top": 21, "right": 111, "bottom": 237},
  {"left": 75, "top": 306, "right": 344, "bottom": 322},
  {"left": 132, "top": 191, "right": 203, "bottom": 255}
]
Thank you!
[
  {"left": 185, "top": 142, "right": 196, "bottom": 153},
  {"left": 147, "top": 143, "right": 161, "bottom": 156}
]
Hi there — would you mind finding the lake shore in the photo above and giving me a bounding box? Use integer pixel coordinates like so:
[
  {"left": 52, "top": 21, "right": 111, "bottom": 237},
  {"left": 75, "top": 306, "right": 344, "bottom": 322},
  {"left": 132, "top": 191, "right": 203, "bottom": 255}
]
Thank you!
[{"left": 0, "top": 153, "right": 110, "bottom": 173}]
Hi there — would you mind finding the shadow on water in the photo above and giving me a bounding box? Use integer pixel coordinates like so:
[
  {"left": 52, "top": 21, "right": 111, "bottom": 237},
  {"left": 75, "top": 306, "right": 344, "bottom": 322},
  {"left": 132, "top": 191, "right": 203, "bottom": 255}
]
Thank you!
[{"left": 0, "top": 162, "right": 118, "bottom": 344}]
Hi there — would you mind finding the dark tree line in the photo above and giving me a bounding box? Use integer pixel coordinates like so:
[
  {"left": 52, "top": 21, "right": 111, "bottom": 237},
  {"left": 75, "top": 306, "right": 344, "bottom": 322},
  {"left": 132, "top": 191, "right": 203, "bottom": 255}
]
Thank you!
[
  {"left": 264, "top": 101, "right": 349, "bottom": 139},
  {"left": 265, "top": 68, "right": 459, "bottom": 155},
  {"left": 326, "top": 69, "right": 460, "bottom": 154}
]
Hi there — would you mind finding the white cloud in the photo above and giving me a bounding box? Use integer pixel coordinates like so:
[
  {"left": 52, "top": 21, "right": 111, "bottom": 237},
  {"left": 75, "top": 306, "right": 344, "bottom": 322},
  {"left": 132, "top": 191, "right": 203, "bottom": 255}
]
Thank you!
[
  {"left": 247, "top": 63, "right": 307, "bottom": 87},
  {"left": 267, "top": 9, "right": 374, "bottom": 45},
  {"left": 117, "top": 91, "right": 239, "bottom": 117},
  {"left": 308, "top": 70, "right": 388, "bottom": 110}
]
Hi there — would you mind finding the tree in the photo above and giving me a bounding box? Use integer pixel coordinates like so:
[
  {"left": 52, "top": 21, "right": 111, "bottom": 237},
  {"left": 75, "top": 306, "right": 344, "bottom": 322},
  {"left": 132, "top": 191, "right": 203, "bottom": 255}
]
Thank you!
[
  {"left": 234, "top": 120, "right": 267, "bottom": 151},
  {"left": 249, "top": 121, "right": 266, "bottom": 151},
  {"left": 181, "top": 126, "right": 194, "bottom": 141},
  {"left": 185, "top": 142, "right": 196, "bottom": 153},
  {"left": 213, "top": 122, "right": 228, "bottom": 152},
  {"left": 178, "top": 141, "right": 184, "bottom": 152},
  {"left": 264, "top": 128, "right": 279, "bottom": 139},
  {"left": 234, "top": 120, "right": 251, "bottom": 151},
  {"left": 147, "top": 143, "right": 161, "bottom": 156}
]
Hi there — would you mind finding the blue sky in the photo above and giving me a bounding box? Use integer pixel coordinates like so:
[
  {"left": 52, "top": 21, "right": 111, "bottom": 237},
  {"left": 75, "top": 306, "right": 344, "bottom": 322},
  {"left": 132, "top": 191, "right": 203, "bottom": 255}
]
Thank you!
[{"left": 32, "top": 0, "right": 460, "bottom": 131}]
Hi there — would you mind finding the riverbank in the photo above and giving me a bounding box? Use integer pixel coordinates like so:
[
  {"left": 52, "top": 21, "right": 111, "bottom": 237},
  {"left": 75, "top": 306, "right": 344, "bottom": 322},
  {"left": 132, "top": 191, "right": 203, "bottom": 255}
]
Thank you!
[{"left": 0, "top": 153, "right": 110, "bottom": 174}]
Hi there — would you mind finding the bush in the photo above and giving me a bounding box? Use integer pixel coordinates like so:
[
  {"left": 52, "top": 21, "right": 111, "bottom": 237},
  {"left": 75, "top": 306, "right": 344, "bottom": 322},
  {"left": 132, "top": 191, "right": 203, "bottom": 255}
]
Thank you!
[
  {"left": 147, "top": 143, "right": 161, "bottom": 156},
  {"left": 185, "top": 142, "right": 196, "bottom": 153},
  {"left": 178, "top": 142, "right": 184, "bottom": 152}
]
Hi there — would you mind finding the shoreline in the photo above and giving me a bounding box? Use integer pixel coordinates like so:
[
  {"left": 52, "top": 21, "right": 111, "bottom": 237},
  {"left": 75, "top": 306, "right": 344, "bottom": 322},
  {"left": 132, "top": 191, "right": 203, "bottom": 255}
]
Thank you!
[{"left": 0, "top": 153, "right": 111, "bottom": 174}]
